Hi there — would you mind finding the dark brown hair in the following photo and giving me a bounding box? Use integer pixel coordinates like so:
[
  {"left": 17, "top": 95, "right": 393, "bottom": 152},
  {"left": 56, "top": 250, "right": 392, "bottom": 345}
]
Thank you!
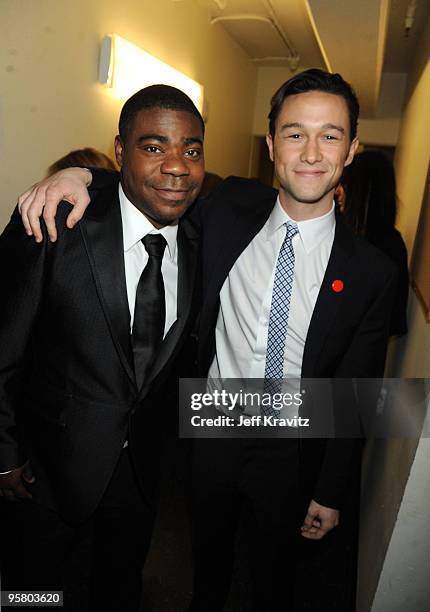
[{"left": 268, "top": 68, "right": 359, "bottom": 140}]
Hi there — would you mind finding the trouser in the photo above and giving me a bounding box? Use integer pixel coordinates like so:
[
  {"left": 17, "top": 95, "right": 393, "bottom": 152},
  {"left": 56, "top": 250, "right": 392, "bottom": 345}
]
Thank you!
[
  {"left": 188, "top": 437, "right": 360, "bottom": 612},
  {"left": 0, "top": 447, "right": 156, "bottom": 612},
  {"left": 189, "top": 438, "right": 303, "bottom": 612}
]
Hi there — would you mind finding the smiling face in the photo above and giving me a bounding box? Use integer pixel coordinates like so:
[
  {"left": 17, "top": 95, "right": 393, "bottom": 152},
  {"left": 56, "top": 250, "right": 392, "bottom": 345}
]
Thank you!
[
  {"left": 266, "top": 91, "right": 359, "bottom": 220},
  {"left": 115, "top": 107, "right": 205, "bottom": 227}
]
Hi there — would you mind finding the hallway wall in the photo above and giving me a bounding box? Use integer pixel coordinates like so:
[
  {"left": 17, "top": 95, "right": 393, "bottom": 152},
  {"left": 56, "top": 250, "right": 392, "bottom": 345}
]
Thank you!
[
  {"left": 0, "top": 0, "right": 258, "bottom": 230},
  {"left": 391, "top": 12, "right": 430, "bottom": 379},
  {"left": 358, "top": 14, "right": 430, "bottom": 612},
  {"left": 371, "top": 431, "right": 430, "bottom": 612}
]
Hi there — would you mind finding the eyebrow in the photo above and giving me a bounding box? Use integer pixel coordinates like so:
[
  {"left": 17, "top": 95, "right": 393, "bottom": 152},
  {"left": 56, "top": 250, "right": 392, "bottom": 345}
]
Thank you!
[
  {"left": 280, "top": 122, "right": 345, "bottom": 134},
  {"left": 280, "top": 122, "right": 304, "bottom": 131},
  {"left": 321, "top": 123, "right": 345, "bottom": 134},
  {"left": 137, "top": 134, "right": 203, "bottom": 145},
  {"left": 184, "top": 137, "right": 204, "bottom": 146},
  {"left": 137, "top": 133, "right": 168, "bottom": 144}
]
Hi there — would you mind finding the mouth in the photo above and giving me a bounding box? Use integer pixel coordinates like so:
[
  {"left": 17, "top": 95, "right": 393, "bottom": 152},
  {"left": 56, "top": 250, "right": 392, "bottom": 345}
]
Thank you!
[
  {"left": 154, "top": 188, "right": 190, "bottom": 201},
  {"left": 294, "top": 170, "right": 326, "bottom": 178}
]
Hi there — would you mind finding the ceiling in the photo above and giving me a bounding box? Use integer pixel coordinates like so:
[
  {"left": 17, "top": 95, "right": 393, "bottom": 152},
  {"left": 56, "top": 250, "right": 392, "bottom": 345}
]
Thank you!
[
  {"left": 384, "top": 0, "right": 430, "bottom": 71},
  {"left": 197, "top": 0, "right": 430, "bottom": 117}
]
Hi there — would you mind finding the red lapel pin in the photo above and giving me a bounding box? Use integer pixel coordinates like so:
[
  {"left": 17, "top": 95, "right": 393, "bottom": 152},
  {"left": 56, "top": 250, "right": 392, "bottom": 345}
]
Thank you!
[{"left": 331, "top": 279, "right": 344, "bottom": 293}]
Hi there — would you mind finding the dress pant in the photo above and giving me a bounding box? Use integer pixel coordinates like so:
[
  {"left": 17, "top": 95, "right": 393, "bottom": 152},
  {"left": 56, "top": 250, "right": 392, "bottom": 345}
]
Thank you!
[
  {"left": 0, "top": 447, "right": 155, "bottom": 611},
  {"left": 189, "top": 438, "right": 303, "bottom": 612}
]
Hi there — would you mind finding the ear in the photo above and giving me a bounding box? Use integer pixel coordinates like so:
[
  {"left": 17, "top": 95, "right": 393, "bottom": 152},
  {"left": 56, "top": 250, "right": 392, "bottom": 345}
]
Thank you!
[
  {"left": 266, "top": 133, "right": 275, "bottom": 162},
  {"left": 344, "top": 136, "right": 359, "bottom": 167},
  {"left": 114, "top": 135, "right": 124, "bottom": 167}
]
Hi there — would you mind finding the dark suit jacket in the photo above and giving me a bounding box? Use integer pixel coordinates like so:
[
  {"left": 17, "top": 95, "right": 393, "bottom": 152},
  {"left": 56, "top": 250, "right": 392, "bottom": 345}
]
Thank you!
[
  {"left": 195, "top": 176, "right": 398, "bottom": 508},
  {"left": 21, "top": 170, "right": 395, "bottom": 511},
  {"left": 0, "top": 183, "right": 199, "bottom": 523}
]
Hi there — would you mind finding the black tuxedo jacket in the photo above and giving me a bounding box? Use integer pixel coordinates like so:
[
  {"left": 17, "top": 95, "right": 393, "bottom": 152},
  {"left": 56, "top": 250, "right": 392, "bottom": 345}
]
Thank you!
[
  {"left": 10, "top": 170, "right": 395, "bottom": 511},
  {"left": 0, "top": 183, "right": 199, "bottom": 523},
  {"left": 195, "top": 176, "right": 397, "bottom": 508}
]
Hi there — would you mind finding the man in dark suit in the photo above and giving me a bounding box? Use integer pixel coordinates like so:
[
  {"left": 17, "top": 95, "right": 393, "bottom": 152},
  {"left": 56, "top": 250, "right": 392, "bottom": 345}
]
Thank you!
[
  {"left": 15, "top": 70, "right": 397, "bottom": 611},
  {"left": 188, "top": 70, "right": 396, "bottom": 611},
  {"left": 0, "top": 84, "right": 204, "bottom": 610}
]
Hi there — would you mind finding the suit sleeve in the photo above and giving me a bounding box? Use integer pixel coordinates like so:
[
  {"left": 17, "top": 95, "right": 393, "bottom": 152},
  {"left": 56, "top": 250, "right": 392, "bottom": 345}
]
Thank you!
[
  {"left": 333, "top": 264, "right": 398, "bottom": 378},
  {"left": 87, "top": 168, "right": 120, "bottom": 193},
  {"left": 185, "top": 184, "right": 223, "bottom": 234},
  {"left": 185, "top": 176, "right": 261, "bottom": 233},
  {"left": 0, "top": 208, "right": 52, "bottom": 471},
  {"left": 313, "top": 265, "right": 398, "bottom": 509}
]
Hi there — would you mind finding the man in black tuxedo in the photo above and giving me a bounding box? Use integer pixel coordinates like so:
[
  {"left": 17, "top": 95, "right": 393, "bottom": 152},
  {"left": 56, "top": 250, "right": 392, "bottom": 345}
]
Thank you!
[
  {"left": 15, "top": 70, "right": 397, "bottom": 611},
  {"left": 0, "top": 84, "right": 204, "bottom": 610}
]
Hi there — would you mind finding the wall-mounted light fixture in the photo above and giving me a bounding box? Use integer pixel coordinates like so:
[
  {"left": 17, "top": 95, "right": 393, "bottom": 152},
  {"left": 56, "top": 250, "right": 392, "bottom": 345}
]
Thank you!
[{"left": 98, "top": 34, "right": 204, "bottom": 112}]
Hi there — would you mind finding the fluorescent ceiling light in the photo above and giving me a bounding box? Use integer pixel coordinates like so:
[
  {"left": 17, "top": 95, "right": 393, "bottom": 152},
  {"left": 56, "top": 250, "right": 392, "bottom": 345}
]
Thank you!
[{"left": 99, "top": 34, "right": 204, "bottom": 112}]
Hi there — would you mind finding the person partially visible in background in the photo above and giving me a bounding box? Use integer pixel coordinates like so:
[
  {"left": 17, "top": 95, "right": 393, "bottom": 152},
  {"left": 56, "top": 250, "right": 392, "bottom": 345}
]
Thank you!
[
  {"left": 47, "top": 147, "right": 117, "bottom": 176},
  {"left": 340, "top": 150, "right": 409, "bottom": 336}
]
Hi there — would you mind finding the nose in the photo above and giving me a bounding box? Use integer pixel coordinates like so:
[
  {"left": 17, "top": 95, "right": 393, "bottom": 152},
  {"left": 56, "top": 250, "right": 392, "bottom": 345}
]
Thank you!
[
  {"left": 160, "top": 151, "right": 190, "bottom": 176},
  {"left": 300, "top": 138, "right": 322, "bottom": 164}
]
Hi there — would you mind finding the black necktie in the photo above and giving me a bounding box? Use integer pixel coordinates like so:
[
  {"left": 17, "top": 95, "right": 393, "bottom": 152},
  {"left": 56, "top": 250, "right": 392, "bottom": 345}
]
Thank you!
[{"left": 132, "top": 233, "right": 167, "bottom": 389}]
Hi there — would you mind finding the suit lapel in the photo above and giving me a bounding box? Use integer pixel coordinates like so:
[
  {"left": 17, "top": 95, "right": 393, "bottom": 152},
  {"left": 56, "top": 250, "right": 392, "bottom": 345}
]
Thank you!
[
  {"left": 79, "top": 185, "right": 135, "bottom": 386},
  {"left": 139, "top": 218, "right": 199, "bottom": 397},
  {"left": 302, "top": 215, "right": 355, "bottom": 377}
]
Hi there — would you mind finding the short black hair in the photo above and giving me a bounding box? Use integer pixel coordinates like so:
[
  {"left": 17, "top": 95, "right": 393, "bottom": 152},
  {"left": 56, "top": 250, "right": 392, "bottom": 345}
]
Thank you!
[
  {"left": 268, "top": 68, "right": 359, "bottom": 140},
  {"left": 118, "top": 84, "right": 205, "bottom": 142}
]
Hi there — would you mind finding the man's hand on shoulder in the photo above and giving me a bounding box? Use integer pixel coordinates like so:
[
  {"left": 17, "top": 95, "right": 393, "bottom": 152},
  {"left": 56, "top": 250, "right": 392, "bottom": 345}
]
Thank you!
[
  {"left": 0, "top": 461, "right": 35, "bottom": 501},
  {"left": 301, "top": 498, "right": 339, "bottom": 540},
  {"left": 18, "top": 167, "right": 92, "bottom": 243}
]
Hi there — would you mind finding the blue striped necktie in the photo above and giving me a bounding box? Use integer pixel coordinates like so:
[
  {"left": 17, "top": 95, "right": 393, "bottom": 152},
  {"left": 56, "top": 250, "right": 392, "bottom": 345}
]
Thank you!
[{"left": 263, "top": 221, "right": 299, "bottom": 414}]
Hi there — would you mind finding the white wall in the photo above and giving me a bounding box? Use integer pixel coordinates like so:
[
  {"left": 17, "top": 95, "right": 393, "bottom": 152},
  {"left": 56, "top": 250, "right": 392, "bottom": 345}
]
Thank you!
[
  {"left": 358, "top": 382, "right": 427, "bottom": 612},
  {"left": 390, "top": 12, "right": 430, "bottom": 380},
  {"left": 0, "top": 0, "right": 258, "bottom": 230},
  {"left": 358, "top": 72, "right": 407, "bottom": 147},
  {"left": 358, "top": 15, "right": 430, "bottom": 611},
  {"left": 252, "top": 65, "right": 311, "bottom": 135},
  {"left": 371, "top": 431, "right": 430, "bottom": 612}
]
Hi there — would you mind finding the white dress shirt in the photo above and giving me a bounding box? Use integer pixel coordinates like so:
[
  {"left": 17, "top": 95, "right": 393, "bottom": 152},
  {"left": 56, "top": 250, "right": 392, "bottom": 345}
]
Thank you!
[
  {"left": 119, "top": 184, "right": 178, "bottom": 335},
  {"left": 208, "top": 197, "right": 335, "bottom": 382}
]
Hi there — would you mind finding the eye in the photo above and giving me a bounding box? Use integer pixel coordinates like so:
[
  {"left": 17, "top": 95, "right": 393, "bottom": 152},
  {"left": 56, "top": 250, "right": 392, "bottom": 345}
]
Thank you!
[
  {"left": 287, "top": 133, "right": 302, "bottom": 139},
  {"left": 324, "top": 135, "right": 338, "bottom": 141},
  {"left": 142, "top": 145, "right": 162, "bottom": 153},
  {"left": 185, "top": 149, "right": 202, "bottom": 158}
]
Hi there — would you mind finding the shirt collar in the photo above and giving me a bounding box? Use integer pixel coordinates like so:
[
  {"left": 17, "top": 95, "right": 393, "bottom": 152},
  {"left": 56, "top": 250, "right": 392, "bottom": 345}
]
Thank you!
[
  {"left": 118, "top": 183, "right": 178, "bottom": 260},
  {"left": 267, "top": 196, "right": 335, "bottom": 254}
]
